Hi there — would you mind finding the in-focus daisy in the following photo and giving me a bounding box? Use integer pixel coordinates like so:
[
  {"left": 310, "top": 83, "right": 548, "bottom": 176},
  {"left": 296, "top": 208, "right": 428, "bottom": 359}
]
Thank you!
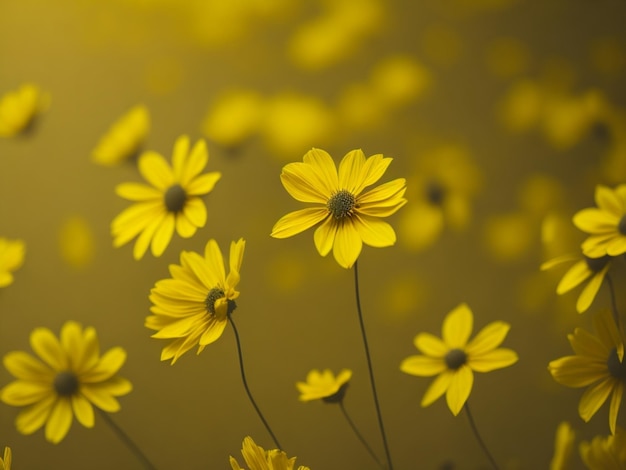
[
  {"left": 112, "top": 135, "right": 221, "bottom": 260},
  {"left": 580, "top": 427, "right": 626, "bottom": 469},
  {"left": 146, "top": 238, "right": 245, "bottom": 364},
  {"left": 296, "top": 369, "right": 352, "bottom": 403},
  {"left": 400, "top": 303, "right": 518, "bottom": 416},
  {"left": 0, "top": 447, "right": 10, "bottom": 470},
  {"left": 0, "top": 83, "right": 49, "bottom": 137},
  {"left": 0, "top": 238, "right": 25, "bottom": 288},
  {"left": 271, "top": 148, "right": 407, "bottom": 268},
  {"left": 229, "top": 436, "right": 310, "bottom": 470},
  {"left": 92, "top": 105, "right": 150, "bottom": 166},
  {"left": 0, "top": 321, "right": 132, "bottom": 443}
]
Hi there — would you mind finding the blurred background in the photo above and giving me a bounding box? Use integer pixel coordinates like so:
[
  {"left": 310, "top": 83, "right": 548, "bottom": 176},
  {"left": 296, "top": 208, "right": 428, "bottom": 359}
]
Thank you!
[{"left": 1, "top": 0, "right": 626, "bottom": 468}]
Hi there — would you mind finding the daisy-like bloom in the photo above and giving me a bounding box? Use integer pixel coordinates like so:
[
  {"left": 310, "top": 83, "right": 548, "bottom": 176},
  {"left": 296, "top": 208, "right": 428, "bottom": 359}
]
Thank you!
[
  {"left": 0, "top": 83, "right": 49, "bottom": 137},
  {"left": 271, "top": 148, "right": 407, "bottom": 269},
  {"left": 296, "top": 369, "right": 352, "bottom": 403},
  {"left": 541, "top": 252, "right": 612, "bottom": 313},
  {"left": 400, "top": 303, "right": 518, "bottom": 416},
  {"left": 0, "top": 238, "right": 25, "bottom": 288},
  {"left": 550, "top": 422, "right": 575, "bottom": 470},
  {"left": 0, "top": 447, "right": 10, "bottom": 470},
  {"left": 92, "top": 105, "right": 150, "bottom": 166},
  {"left": 0, "top": 321, "right": 132, "bottom": 444},
  {"left": 573, "top": 184, "right": 626, "bottom": 258},
  {"left": 146, "top": 238, "right": 245, "bottom": 364},
  {"left": 111, "top": 135, "right": 221, "bottom": 260},
  {"left": 548, "top": 308, "right": 626, "bottom": 434},
  {"left": 580, "top": 427, "right": 626, "bottom": 469},
  {"left": 229, "top": 436, "right": 310, "bottom": 470}
]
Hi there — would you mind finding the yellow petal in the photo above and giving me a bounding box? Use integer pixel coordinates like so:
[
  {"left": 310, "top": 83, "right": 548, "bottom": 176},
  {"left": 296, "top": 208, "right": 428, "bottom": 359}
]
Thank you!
[
  {"left": 606, "top": 236, "right": 626, "bottom": 256},
  {"left": 338, "top": 149, "right": 365, "bottom": 193},
  {"left": 353, "top": 215, "right": 396, "bottom": 247},
  {"left": 80, "top": 384, "right": 122, "bottom": 412},
  {"left": 332, "top": 218, "right": 362, "bottom": 269},
  {"left": 593, "top": 308, "right": 621, "bottom": 351},
  {"left": 609, "top": 381, "right": 623, "bottom": 434},
  {"left": 578, "top": 377, "right": 614, "bottom": 422},
  {"left": 400, "top": 355, "right": 447, "bottom": 377},
  {"left": 442, "top": 303, "right": 473, "bottom": 349},
  {"left": 302, "top": 148, "right": 339, "bottom": 194},
  {"left": 71, "top": 394, "right": 94, "bottom": 428},
  {"left": 138, "top": 151, "right": 174, "bottom": 190},
  {"left": 229, "top": 238, "right": 246, "bottom": 276},
  {"left": 556, "top": 260, "right": 591, "bottom": 294},
  {"left": 548, "top": 356, "right": 608, "bottom": 387},
  {"left": 281, "top": 162, "right": 331, "bottom": 202},
  {"left": 595, "top": 185, "right": 624, "bottom": 215},
  {"left": 466, "top": 321, "right": 511, "bottom": 356},
  {"left": 198, "top": 317, "right": 228, "bottom": 346},
  {"left": 151, "top": 212, "right": 175, "bottom": 257},
  {"left": 446, "top": 366, "right": 473, "bottom": 416},
  {"left": 358, "top": 178, "right": 407, "bottom": 207},
  {"left": 313, "top": 216, "right": 338, "bottom": 257},
  {"left": 2, "top": 351, "right": 53, "bottom": 381},
  {"left": 354, "top": 154, "right": 393, "bottom": 195},
  {"left": 132, "top": 211, "right": 165, "bottom": 260},
  {"left": 45, "top": 397, "right": 73, "bottom": 443},
  {"left": 271, "top": 208, "right": 328, "bottom": 239},
  {"left": 181, "top": 197, "right": 207, "bottom": 227},
  {"left": 204, "top": 239, "right": 226, "bottom": 285},
  {"left": 115, "top": 183, "right": 161, "bottom": 201},
  {"left": 31, "top": 327, "right": 68, "bottom": 371},
  {"left": 468, "top": 348, "right": 518, "bottom": 372},
  {"left": 573, "top": 208, "right": 619, "bottom": 233},
  {"left": 180, "top": 138, "right": 209, "bottom": 186},
  {"left": 540, "top": 253, "right": 578, "bottom": 271},
  {"left": 176, "top": 212, "right": 197, "bottom": 238},
  {"left": 576, "top": 267, "right": 608, "bottom": 313},
  {"left": 421, "top": 370, "right": 453, "bottom": 407},
  {"left": 0, "top": 380, "right": 53, "bottom": 406},
  {"left": 414, "top": 332, "right": 447, "bottom": 357},
  {"left": 186, "top": 172, "right": 221, "bottom": 196},
  {"left": 81, "top": 347, "right": 127, "bottom": 383},
  {"left": 15, "top": 395, "right": 56, "bottom": 435}
]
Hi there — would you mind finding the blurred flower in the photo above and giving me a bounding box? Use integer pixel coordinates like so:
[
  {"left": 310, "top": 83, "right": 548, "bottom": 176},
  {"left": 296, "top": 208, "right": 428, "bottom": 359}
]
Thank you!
[
  {"left": 573, "top": 184, "right": 626, "bottom": 258},
  {"left": 0, "top": 83, "right": 49, "bottom": 137},
  {"left": 550, "top": 422, "right": 575, "bottom": 470},
  {"left": 271, "top": 148, "right": 407, "bottom": 268},
  {"left": 548, "top": 309, "right": 625, "bottom": 434},
  {"left": 91, "top": 105, "right": 150, "bottom": 166},
  {"left": 296, "top": 369, "right": 352, "bottom": 403},
  {"left": 483, "top": 213, "right": 535, "bottom": 262},
  {"left": 146, "top": 238, "right": 245, "bottom": 364},
  {"left": 0, "top": 238, "right": 25, "bottom": 288},
  {"left": 0, "top": 321, "right": 132, "bottom": 444},
  {"left": 400, "top": 303, "right": 518, "bottom": 416},
  {"left": 229, "top": 436, "right": 310, "bottom": 470},
  {"left": 580, "top": 427, "right": 626, "bottom": 469},
  {"left": 58, "top": 216, "right": 95, "bottom": 269},
  {"left": 369, "top": 55, "right": 431, "bottom": 107},
  {"left": 0, "top": 447, "right": 10, "bottom": 470},
  {"left": 498, "top": 79, "right": 544, "bottom": 132},
  {"left": 112, "top": 135, "right": 221, "bottom": 260}
]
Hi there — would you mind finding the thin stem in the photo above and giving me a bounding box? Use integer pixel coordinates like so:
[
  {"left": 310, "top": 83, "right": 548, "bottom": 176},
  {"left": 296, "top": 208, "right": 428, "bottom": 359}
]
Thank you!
[
  {"left": 97, "top": 408, "right": 157, "bottom": 470},
  {"left": 463, "top": 402, "right": 499, "bottom": 470},
  {"left": 338, "top": 400, "right": 384, "bottom": 468},
  {"left": 353, "top": 261, "right": 394, "bottom": 470},
  {"left": 228, "top": 313, "right": 282, "bottom": 449},
  {"left": 605, "top": 274, "right": 621, "bottom": 331}
]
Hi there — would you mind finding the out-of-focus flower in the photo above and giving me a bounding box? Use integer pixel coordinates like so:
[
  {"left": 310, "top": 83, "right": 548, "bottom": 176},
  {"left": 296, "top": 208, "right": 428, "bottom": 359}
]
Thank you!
[
  {"left": 0, "top": 321, "right": 132, "bottom": 444},
  {"left": 146, "top": 238, "right": 245, "bottom": 364},
  {"left": 369, "top": 55, "right": 431, "bottom": 107},
  {"left": 498, "top": 79, "right": 544, "bottom": 132},
  {"left": 580, "top": 427, "right": 626, "bottom": 469},
  {"left": 296, "top": 369, "right": 352, "bottom": 403},
  {"left": 0, "top": 84, "right": 49, "bottom": 137},
  {"left": 0, "top": 447, "right": 10, "bottom": 470},
  {"left": 229, "top": 436, "right": 310, "bottom": 470},
  {"left": 111, "top": 135, "right": 221, "bottom": 260},
  {"left": 548, "top": 309, "right": 625, "bottom": 435},
  {"left": 271, "top": 148, "right": 407, "bottom": 268},
  {"left": 0, "top": 238, "right": 25, "bottom": 288},
  {"left": 400, "top": 303, "right": 518, "bottom": 416},
  {"left": 58, "top": 216, "right": 95, "bottom": 269},
  {"left": 92, "top": 105, "right": 150, "bottom": 166},
  {"left": 550, "top": 422, "right": 575, "bottom": 470}
]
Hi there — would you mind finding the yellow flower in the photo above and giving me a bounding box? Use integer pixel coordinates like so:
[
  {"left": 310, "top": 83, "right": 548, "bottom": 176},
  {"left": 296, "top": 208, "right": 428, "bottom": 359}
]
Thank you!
[
  {"left": 548, "top": 309, "right": 625, "bottom": 434},
  {"left": 0, "top": 447, "right": 10, "bottom": 470},
  {"left": 0, "top": 321, "right": 132, "bottom": 444},
  {"left": 58, "top": 216, "right": 95, "bottom": 269},
  {"left": 0, "top": 83, "right": 49, "bottom": 137},
  {"left": 296, "top": 369, "right": 352, "bottom": 403},
  {"left": 400, "top": 303, "right": 518, "bottom": 416},
  {"left": 146, "top": 238, "right": 245, "bottom": 364},
  {"left": 580, "top": 427, "right": 626, "bottom": 469},
  {"left": 541, "top": 253, "right": 612, "bottom": 313},
  {"left": 229, "top": 436, "right": 310, "bottom": 470},
  {"left": 0, "top": 238, "right": 25, "bottom": 288},
  {"left": 112, "top": 135, "right": 221, "bottom": 260},
  {"left": 573, "top": 184, "right": 626, "bottom": 258},
  {"left": 92, "top": 105, "right": 150, "bottom": 166},
  {"left": 271, "top": 148, "right": 407, "bottom": 268},
  {"left": 550, "top": 422, "right": 575, "bottom": 470}
]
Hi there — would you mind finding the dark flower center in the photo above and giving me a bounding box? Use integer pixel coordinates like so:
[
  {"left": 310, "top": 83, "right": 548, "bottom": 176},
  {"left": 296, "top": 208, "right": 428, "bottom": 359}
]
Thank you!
[
  {"left": 327, "top": 190, "right": 356, "bottom": 219},
  {"left": 53, "top": 371, "right": 79, "bottom": 396},
  {"left": 619, "top": 215, "right": 626, "bottom": 236},
  {"left": 445, "top": 348, "right": 467, "bottom": 370},
  {"left": 607, "top": 348, "right": 626, "bottom": 381},
  {"left": 164, "top": 184, "right": 187, "bottom": 213},
  {"left": 426, "top": 180, "right": 445, "bottom": 206},
  {"left": 205, "top": 287, "right": 237, "bottom": 316},
  {"left": 584, "top": 254, "right": 611, "bottom": 272}
]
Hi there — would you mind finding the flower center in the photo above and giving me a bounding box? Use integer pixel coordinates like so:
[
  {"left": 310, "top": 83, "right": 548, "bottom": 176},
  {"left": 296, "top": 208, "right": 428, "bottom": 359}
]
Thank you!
[
  {"left": 327, "top": 190, "right": 356, "bottom": 219},
  {"left": 164, "top": 184, "right": 187, "bottom": 213},
  {"left": 205, "top": 287, "right": 237, "bottom": 316},
  {"left": 425, "top": 180, "right": 445, "bottom": 206},
  {"left": 445, "top": 348, "right": 467, "bottom": 370},
  {"left": 584, "top": 254, "right": 611, "bottom": 272},
  {"left": 607, "top": 348, "right": 626, "bottom": 381},
  {"left": 619, "top": 215, "right": 626, "bottom": 236},
  {"left": 53, "top": 371, "right": 79, "bottom": 396}
]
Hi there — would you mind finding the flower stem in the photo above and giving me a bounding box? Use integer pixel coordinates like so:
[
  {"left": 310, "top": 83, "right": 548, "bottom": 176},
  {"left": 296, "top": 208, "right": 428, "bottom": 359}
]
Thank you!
[
  {"left": 605, "top": 274, "right": 621, "bottom": 330},
  {"left": 463, "top": 402, "right": 499, "bottom": 470},
  {"left": 353, "top": 261, "right": 394, "bottom": 470},
  {"left": 97, "top": 408, "right": 157, "bottom": 470},
  {"left": 338, "top": 400, "right": 384, "bottom": 468},
  {"left": 228, "top": 313, "right": 282, "bottom": 449}
]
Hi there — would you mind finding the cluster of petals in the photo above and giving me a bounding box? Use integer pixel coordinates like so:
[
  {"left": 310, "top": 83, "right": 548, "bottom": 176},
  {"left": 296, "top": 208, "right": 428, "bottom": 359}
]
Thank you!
[{"left": 230, "top": 436, "right": 310, "bottom": 470}]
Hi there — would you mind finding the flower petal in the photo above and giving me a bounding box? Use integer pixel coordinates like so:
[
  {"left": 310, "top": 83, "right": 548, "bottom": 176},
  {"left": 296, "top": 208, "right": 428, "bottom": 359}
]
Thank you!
[
  {"left": 446, "top": 366, "right": 473, "bottom": 416},
  {"left": 45, "top": 397, "right": 73, "bottom": 443},
  {"left": 81, "top": 347, "right": 127, "bottom": 383},
  {"left": 400, "top": 355, "right": 447, "bottom": 377},
  {"left": 31, "top": 327, "right": 68, "bottom": 371},
  {"left": 576, "top": 266, "right": 609, "bottom": 313},
  {"left": 573, "top": 208, "right": 619, "bottom": 233},
  {"left": 595, "top": 185, "right": 624, "bottom": 215},
  {"left": 421, "top": 370, "right": 453, "bottom": 408},
  {"left": 338, "top": 149, "right": 365, "bottom": 193},
  {"left": 353, "top": 215, "right": 396, "bottom": 247},
  {"left": 302, "top": 148, "right": 339, "bottom": 194},
  {"left": 138, "top": 151, "right": 175, "bottom": 190},
  {"left": 281, "top": 163, "right": 330, "bottom": 203},
  {"left": 556, "top": 260, "right": 591, "bottom": 294},
  {"left": 16, "top": 395, "right": 56, "bottom": 435},
  {"left": 313, "top": 216, "right": 338, "bottom": 256},
  {"left": 468, "top": 348, "right": 518, "bottom": 372},
  {"left": 578, "top": 377, "right": 614, "bottom": 423},
  {"left": 186, "top": 172, "right": 221, "bottom": 196},
  {"left": 608, "top": 381, "right": 623, "bottom": 435},
  {"left": 442, "top": 303, "right": 473, "bottom": 349},
  {"left": 271, "top": 208, "right": 328, "bottom": 239},
  {"left": 181, "top": 138, "right": 209, "bottom": 186},
  {"left": 182, "top": 197, "right": 208, "bottom": 228},
  {"left": 3, "top": 351, "right": 54, "bottom": 381},
  {"left": 466, "top": 321, "right": 511, "bottom": 356},
  {"left": 548, "top": 356, "right": 608, "bottom": 387},
  {"left": 332, "top": 218, "right": 362, "bottom": 269},
  {"left": 198, "top": 317, "right": 228, "bottom": 346},
  {"left": 414, "top": 332, "right": 448, "bottom": 357},
  {"left": 115, "top": 183, "right": 162, "bottom": 201},
  {"left": 72, "top": 394, "right": 95, "bottom": 428},
  {"left": 150, "top": 212, "right": 175, "bottom": 257},
  {"left": 1, "top": 380, "right": 53, "bottom": 406},
  {"left": 354, "top": 154, "right": 393, "bottom": 195}
]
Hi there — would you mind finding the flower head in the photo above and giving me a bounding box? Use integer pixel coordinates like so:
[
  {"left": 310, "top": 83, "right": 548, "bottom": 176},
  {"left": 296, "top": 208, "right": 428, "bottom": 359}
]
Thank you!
[
  {"left": 400, "top": 303, "right": 518, "bottom": 416},
  {"left": 548, "top": 309, "right": 626, "bottom": 434},
  {"left": 296, "top": 369, "right": 352, "bottom": 403},
  {"left": 0, "top": 83, "right": 49, "bottom": 137},
  {"left": 0, "top": 321, "right": 132, "bottom": 444},
  {"left": 0, "top": 447, "right": 11, "bottom": 470},
  {"left": 146, "top": 238, "right": 245, "bottom": 364},
  {"left": 271, "top": 148, "right": 407, "bottom": 268},
  {"left": 0, "top": 238, "right": 25, "bottom": 288},
  {"left": 111, "top": 135, "right": 221, "bottom": 260},
  {"left": 92, "top": 105, "right": 150, "bottom": 166},
  {"left": 229, "top": 436, "right": 310, "bottom": 470},
  {"left": 580, "top": 427, "right": 626, "bottom": 469}
]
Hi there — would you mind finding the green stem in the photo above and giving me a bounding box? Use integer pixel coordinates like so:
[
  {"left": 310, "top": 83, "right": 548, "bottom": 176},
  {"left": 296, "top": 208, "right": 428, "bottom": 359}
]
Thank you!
[
  {"left": 463, "top": 402, "right": 499, "bottom": 470},
  {"left": 338, "top": 400, "right": 384, "bottom": 468}
]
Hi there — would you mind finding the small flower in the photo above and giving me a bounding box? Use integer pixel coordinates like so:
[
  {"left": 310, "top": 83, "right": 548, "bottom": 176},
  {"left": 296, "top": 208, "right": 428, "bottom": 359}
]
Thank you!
[
  {"left": 0, "top": 447, "right": 11, "bottom": 470},
  {"left": 296, "top": 369, "right": 352, "bottom": 403},
  {"left": 548, "top": 309, "right": 626, "bottom": 434},
  {"left": 0, "top": 238, "right": 26, "bottom": 288},
  {"left": 0, "top": 321, "right": 132, "bottom": 443},
  {"left": 580, "top": 426, "right": 626, "bottom": 469},
  {"left": 111, "top": 135, "right": 221, "bottom": 260},
  {"left": 271, "top": 148, "right": 407, "bottom": 268},
  {"left": 92, "top": 105, "right": 150, "bottom": 166},
  {"left": 0, "top": 83, "right": 49, "bottom": 137},
  {"left": 400, "top": 303, "right": 518, "bottom": 416},
  {"left": 146, "top": 238, "right": 245, "bottom": 364},
  {"left": 550, "top": 422, "right": 575, "bottom": 470},
  {"left": 229, "top": 436, "right": 310, "bottom": 470},
  {"left": 573, "top": 184, "right": 626, "bottom": 258}
]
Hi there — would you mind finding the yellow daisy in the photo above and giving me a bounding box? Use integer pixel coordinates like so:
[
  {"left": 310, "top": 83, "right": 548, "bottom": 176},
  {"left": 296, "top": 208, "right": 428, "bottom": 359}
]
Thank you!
[
  {"left": 111, "top": 135, "right": 221, "bottom": 260},
  {"left": 573, "top": 184, "right": 626, "bottom": 258},
  {"left": 580, "top": 427, "right": 626, "bottom": 469},
  {"left": 548, "top": 309, "right": 625, "bottom": 434},
  {"left": 296, "top": 369, "right": 352, "bottom": 403},
  {"left": 541, "top": 253, "right": 612, "bottom": 313},
  {"left": 146, "top": 238, "right": 245, "bottom": 364},
  {"left": 0, "top": 238, "right": 25, "bottom": 288},
  {"left": 0, "top": 447, "right": 10, "bottom": 470},
  {"left": 0, "top": 321, "right": 132, "bottom": 444},
  {"left": 400, "top": 303, "right": 518, "bottom": 416},
  {"left": 271, "top": 148, "right": 407, "bottom": 269},
  {"left": 0, "top": 83, "right": 49, "bottom": 137},
  {"left": 229, "top": 436, "right": 310, "bottom": 470},
  {"left": 92, "top": 105, "right": 150, "bottom": 166}
]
